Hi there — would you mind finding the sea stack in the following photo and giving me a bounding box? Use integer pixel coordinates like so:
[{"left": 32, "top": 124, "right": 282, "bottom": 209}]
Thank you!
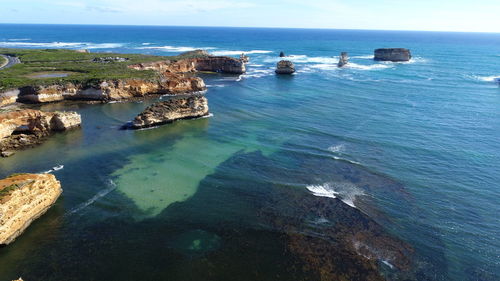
[
  {"left": 374, "top": 48, "right": 412, "bottom": 62},
  {"left": 127, "top": 95, "right": 209, "bottom": 129},
  {"left": 0, "top": 173, "right": 62, "bottom": 245},
  {"left": 338, "top": 52, "right": 349, "bottom": 67},
  {"left": 275, "top": 60, "right": 296, "bottom": 75},
  {"left": 279, "top": 51, "right": 286, "bottom": 57}
]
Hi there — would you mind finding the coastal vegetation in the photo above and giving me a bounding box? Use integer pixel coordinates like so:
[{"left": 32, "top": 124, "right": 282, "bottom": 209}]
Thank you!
[
  {"left": 0, "top": 48, "right": 208, "bottom": 91},
  {"left": 0, "top": 55, "right": 7, "bottom": 68}
]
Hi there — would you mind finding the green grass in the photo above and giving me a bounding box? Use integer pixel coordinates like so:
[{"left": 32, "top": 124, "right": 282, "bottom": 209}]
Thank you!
[{"left": 0, "top": 48, "right": 206, "bottom": 91}]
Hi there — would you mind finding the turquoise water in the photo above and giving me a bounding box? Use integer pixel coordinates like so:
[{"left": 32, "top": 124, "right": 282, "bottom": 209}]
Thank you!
[{"left": 0, "top": 25, "right": 499, "bottom": 280}]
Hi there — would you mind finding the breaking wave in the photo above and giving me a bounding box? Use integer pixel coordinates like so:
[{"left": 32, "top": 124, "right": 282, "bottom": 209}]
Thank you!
[
  {"left": 263, "top": 55, "right": 338, "bottom": 64},
  {"left": 306, "top": 182, "right": 365, "bottom": 208},
  {"left": 347, "top": 62, "right": 393, "bottom": 70},
  {"left": 470, "top": 75, "right": 499, "bottom": 82},
  {"left": 137, "top": 45, "right": 216, "bottom": 52},
  {"left": 211, "top": 50, "right": 272, "bottom": 56},
  {"left": 0, "top": 41, "right": 124, "bottom": 49},
  {"left": 42, "top": 164, "right": 64, "bottom": 174}
]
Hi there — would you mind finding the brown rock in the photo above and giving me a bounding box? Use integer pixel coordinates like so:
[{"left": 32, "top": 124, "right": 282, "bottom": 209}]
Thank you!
[
  {"left": 0, "top": 173, "right": 62, "bottom": 245},
  {"left": 374, "top": 48, "right": 412, "bottom": 62},
  {"left": 275, "top": 60, "right": 296, "bottom": 75},
  {"left": 129, "top": 95, "right": 209, "bottom": 129}
]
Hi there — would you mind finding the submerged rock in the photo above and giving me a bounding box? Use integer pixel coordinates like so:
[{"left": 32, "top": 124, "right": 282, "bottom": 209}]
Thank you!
[
  {"left": 0, "top": 173, "right": 62, "bottom": 245},
  {"left": 275, "top": 60, "right": 296, "bottom": 75},
  {"left": 128, "top": 95, "right": 209, "bottom": 129},
  {"left": 374, "top": 48, "right": 412, "bottom": 62},
  {"left": 338, "top": 52, "right": 349, "bottom": 67}
]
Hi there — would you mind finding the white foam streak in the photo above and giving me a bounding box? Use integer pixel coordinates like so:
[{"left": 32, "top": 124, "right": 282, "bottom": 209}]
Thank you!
[
  {"left": 471, "top": 75, "right": 499, "bottom": 82},
  {"left": 347, "top": 62, "right": 393, "bottom": 70},
  {"left": 42, "top": 165, "right": 64, "bottom": 174},
  {"left": 211, "top": 50, "right": 272, "bottom": 56},
  {"left": 66, "top": 179, "right": 117, "bottom": 216},
  {"left": 306, "top": 182, "right": 365, "bottom": 208},
  {"left": 137, "top": 45, "right": 216, "bottom": 52},
  {"left": 0, "top": 41, "right": 123, "bottom": 49}
]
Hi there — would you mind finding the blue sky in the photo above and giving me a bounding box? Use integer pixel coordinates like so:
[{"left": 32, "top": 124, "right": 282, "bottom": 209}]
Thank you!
[{"left": 2, "top": 0, "right": 499, "bottom": 32}]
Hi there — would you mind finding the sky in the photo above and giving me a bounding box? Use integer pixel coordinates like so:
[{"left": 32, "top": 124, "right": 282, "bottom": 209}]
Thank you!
[{"left": 1, "top": 0, "right": 499, "bottom": 33}]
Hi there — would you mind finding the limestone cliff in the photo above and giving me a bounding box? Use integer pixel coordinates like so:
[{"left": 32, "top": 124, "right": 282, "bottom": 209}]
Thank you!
[
  {"left": 0, "top": 109, "right": 81, "bottom": 154},
  {"left": 8, "top": 75, "right": 206, "bottom": 105},
  {"left": 129, "top": 55, "right": 246, "bottom": 75},
  {"left": 128, "top": 95, "right": 209, "bottom": 129},
  {"left": 0, "top": 173, "right": 62, "bottom": 245}
]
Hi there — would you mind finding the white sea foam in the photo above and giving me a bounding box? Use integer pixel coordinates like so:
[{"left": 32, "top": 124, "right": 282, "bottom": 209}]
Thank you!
[
  {"left": 42, "top": 164, "right": 64, "bottom": 174},
  {"left": 306, "top": 182, "right": 365, "bottom": 208},
  {"left": 66, "top": 179, "right": 117, "bottom": 215},
  {"left": 137, "top": 45, "right": 216, "bottom": 52},
  {"left": 264, "top": 55, "right": 338, "bottom": 64},
  {"left": 141, "top": 42, "right": 152, "bottom": 45},
  {"left": 0, "top": 41, "right": 124, "bottom": 49},
  {"left": 7, "top": 38, "right": 31, "bottom": 41},
  {"left": 352, "top": 55, "right": 374, "bottom": 59},
  {"left": 471, "top": 75, "right": 499, "bottom": 82},
  {"left": 382, "top": 260, "right": 395, "bottom": 269},
  {"left": 347, "top": 62, "right": 393, "bottom": 70},
  {"left": 211, "top": 50, "right": 272, "bottom": 56},
  {"left": 328, "top": 144, "right": 345, "bottom": 153},
  {"left": 306, "top": 184, "right": 339, "bottom": 199}
]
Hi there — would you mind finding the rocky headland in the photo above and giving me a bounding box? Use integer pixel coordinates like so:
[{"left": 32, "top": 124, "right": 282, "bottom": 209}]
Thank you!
[
  {"left": 374, "top": 48, "right": 412, "bottom": 62},
  {"left": 0, "top": 49, "right": 246, "bottom": 107},
  {"left": 0, "top": 109, "right": 81, "bottom": 156},
  {"left": 126, "top": 95, "right": 209, "bottom": 129},
  {"left": 0, "top": 173, "right": 62, "bottom": 245}
]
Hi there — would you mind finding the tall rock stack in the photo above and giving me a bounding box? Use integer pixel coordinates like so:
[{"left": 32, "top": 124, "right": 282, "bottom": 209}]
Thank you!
[{"left": 338, "top": 52, "right": 349, "bottom": 67}]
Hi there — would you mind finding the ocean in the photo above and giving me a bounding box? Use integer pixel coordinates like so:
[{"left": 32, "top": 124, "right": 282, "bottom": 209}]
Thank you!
[{"left": 0, "top": 24, "right": 499, "bottom": 280}]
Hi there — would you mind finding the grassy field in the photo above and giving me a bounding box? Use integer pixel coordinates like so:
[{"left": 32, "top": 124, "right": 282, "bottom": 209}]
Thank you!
[{"left": 0, "top": 48, "right": 203, "bottom": 91}]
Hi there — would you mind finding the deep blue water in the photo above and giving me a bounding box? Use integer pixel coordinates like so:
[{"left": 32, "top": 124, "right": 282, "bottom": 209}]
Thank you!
[{"left": 0, "top": 24, "right": 499, "bottom": 280}]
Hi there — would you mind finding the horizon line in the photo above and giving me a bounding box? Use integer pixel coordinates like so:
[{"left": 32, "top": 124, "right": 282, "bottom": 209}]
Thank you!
[{"left": 1, "top": 22, "right": 499, "bottom": 35}]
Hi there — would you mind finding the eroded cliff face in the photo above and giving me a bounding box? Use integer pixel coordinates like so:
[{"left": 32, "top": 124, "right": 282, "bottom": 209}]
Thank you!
[
  {"left": 129, "top": 95, "right": 209, "bottom": 129},
  {"left": 0, "top": 109, "right": 81, "bottom": 154},
  {"left": 0, "top": 173, "right": 62, "bottom": 245},
  {"left": 0, "top": 52, "right": 241, "bottom": 107},
  {"left": 129, "top": 55, "right": 246, "bottom": 74},
  {"left": 7, "top": 75, "right": 206, "bottom": 106},
  {"left": 374, "top": 48, "right": 412, "bottom": 62}
]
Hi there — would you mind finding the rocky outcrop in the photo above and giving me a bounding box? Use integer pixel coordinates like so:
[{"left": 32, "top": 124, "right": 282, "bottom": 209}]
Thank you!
[
  {"left": 374, "top": 48, "right": 412, "bottom": 62},
  {"left": 240, "top": 54, "right": 250, "bottom": 63},
  {"left": 0, "top": 109, "right": 81, "bottom": 154},
  {"left": 129, "top": 54, "right": 246, "bottom": 75},
  {"left": 127, "top": 95, "right": 209, "bottom": 129},
  {"left": 338, "top": 52, "right": 349, "bottom": 67},
  {"left": 1, "top": 75, "right": 206, "bottom": 106},
  {"left": 0, "top": 173, "right": 62, "bottom": 245},
  {"left": 275, "top": 60, "right": 296, "bottom": 74},
  {"left": 192, "top": 56, "right": 246, "bottom": 74},
  {"left": 279, "top": 51, "right": 286, "bottom": 57}
]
